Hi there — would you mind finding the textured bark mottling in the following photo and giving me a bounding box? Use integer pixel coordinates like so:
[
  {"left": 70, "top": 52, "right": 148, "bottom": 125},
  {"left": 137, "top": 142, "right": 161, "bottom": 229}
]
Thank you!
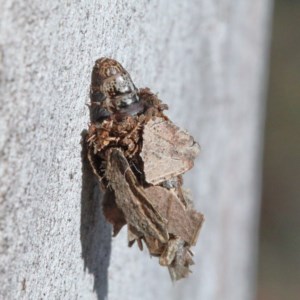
[{"left": 0, "top": 1, "right": 272, "bottom": 299}]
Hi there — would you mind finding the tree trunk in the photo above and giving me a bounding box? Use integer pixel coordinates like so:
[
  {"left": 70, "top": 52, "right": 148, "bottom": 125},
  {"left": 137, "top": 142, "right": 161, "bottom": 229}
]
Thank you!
[{"left": 0, "top": 1, "right": 272, "bottom": 299}]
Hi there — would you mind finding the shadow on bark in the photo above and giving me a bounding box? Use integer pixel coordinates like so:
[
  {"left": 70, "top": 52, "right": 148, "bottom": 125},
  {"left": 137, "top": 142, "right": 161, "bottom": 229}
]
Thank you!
[{"left": 80, "top": 130, "right": 112, "bottom": 300}]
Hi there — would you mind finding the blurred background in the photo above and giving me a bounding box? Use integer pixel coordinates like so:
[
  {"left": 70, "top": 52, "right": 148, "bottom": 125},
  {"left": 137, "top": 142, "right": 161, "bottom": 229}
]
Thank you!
[{"left": 257, "top": 1, "right": 300, "bottom": 299}]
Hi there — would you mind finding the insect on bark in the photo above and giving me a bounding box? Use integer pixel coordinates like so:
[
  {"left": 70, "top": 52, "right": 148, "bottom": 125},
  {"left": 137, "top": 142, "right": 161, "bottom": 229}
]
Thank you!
[{"left": 86, "top": 57, "right": 204, "bottom": 281}]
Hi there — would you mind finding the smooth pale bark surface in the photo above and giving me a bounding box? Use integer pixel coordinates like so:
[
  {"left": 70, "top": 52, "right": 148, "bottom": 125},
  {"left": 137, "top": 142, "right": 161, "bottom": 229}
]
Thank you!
[{"left": 0, "top": 1, "right": 272, "bottom": 300}]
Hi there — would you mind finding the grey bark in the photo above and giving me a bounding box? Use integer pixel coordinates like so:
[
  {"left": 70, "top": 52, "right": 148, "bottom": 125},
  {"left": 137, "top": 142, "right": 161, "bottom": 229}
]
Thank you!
[{"left": 0, "top": 1, "right": 272, "bottom": 300}]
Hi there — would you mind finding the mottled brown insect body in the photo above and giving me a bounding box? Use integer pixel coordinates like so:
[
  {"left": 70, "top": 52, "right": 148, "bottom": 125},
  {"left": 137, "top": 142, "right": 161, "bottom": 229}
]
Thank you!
[
  {"left": 90, "top": 58, "right": 140, "bottom": 119},
  {"left": 87, "top": 58, "right": 204, "bottom": 281}
]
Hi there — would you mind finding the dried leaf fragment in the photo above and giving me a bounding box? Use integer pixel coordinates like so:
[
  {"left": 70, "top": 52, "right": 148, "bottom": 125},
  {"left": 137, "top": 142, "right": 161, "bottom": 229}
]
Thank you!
[
  {"left": 144, "top": 186, "right": 204, "bottom": 246},
  {"left": 141, "top": 118, "right": 200, "bottom": 185},
  {"left": 106, "top": 148, "right": 169, "bottom": 244}
]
